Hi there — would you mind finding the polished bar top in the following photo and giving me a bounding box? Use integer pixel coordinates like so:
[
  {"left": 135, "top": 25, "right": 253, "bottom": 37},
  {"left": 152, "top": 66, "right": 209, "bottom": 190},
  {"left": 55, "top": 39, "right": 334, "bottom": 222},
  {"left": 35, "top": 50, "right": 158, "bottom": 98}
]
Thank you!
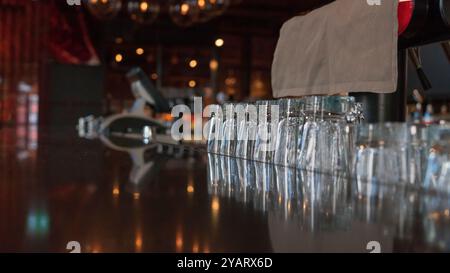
[{"left": 0, "top": 126, "right": 449, "bottom": 253}]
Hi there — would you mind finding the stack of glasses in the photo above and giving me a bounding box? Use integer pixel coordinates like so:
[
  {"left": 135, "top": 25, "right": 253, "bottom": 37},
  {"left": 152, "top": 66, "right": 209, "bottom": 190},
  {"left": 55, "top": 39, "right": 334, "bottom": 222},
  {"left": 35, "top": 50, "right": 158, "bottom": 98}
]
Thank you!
[
  {"left": 206, "top": 96, "right": 450, "bottom": 194},
  {"left": 207, "top": 96, "right": 363, "bottom": 173},
  {"left": 354, "top": 123, "right": 450, "bottom": 191}
]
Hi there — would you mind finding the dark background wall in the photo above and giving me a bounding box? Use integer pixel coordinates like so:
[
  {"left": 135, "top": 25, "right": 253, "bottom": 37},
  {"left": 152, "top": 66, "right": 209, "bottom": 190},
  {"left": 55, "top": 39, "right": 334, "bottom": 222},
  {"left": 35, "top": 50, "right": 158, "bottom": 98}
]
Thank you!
[{"left": 408, "top": 43, "right": 450, "bottom": 101}]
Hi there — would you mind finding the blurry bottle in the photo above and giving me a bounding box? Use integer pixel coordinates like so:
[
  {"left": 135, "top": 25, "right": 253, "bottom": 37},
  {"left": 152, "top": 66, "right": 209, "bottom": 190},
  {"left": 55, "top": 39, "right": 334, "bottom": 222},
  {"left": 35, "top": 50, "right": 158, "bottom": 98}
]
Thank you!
[
  {"left": 423, "top": 104, "right": 435, "bottom": 125},
  {"left": 441, "top": 104, "right": 448, "bottom": 114},
  {"left": 438, "top": 104, "right": 449, "bottom": 123},
  {"left": 412, "top": 102, "right": 423, "bottom": 124}
]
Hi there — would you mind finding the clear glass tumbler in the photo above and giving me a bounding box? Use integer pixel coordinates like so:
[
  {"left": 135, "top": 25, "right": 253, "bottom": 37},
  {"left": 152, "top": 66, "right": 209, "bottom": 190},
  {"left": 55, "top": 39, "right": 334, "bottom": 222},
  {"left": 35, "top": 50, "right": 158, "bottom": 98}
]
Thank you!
[
  {"left": 219, "top": 103, "right": 237, "bottom": 156},
  {"left": 236, "top": 103, "right": 258, "bottom": 159},
  {"left": 274, "top": 99, "right": 304, "bottom": 167},
  {"left": 253, "top": 100, "right": 279, "bottom": 163},
  {"left": 423, "top": 125, "right": 450, "bottom": 193},
  {"left": 354, "top": 123, "right": 409, "bottom": 184},
  {"left": 408, "top": 124, "right": 430, "bottom": 185},
  {"left": 206, "top": 104, "right": 223, "bottom": 154},
  {"left": 296, "top": 96, "right": 363, "bottom": 174}
]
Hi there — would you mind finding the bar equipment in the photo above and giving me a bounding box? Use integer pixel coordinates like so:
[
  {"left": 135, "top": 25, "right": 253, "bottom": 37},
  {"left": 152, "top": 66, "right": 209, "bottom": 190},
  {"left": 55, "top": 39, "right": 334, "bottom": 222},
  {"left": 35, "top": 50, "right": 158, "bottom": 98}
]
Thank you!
[
  {"left": 408, "top": 47, "right": 432, "bottom": 91},
  {"left": 77, "top": 67, "right": 178, "bottom": 149},
  {"left": 358, "top": 0, "right": 450, "bottom": 123},
  {"left": 400, "top": 0, "right": 450, "bottom": 48}
]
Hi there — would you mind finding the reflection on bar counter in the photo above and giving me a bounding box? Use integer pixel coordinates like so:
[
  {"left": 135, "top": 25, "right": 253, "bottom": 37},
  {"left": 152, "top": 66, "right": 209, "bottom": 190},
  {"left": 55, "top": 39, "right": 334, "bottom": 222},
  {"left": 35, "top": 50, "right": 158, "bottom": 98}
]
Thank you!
[{"left": 207, "top": 154, "right": 450, "bottom": 252}]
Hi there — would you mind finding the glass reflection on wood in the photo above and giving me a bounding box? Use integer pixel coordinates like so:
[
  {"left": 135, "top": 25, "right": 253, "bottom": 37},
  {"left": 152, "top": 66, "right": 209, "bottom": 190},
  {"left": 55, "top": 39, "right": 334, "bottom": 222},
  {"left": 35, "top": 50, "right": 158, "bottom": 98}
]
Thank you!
[{"left": 207, "top": 153, "right": 450, "bottom": 252}]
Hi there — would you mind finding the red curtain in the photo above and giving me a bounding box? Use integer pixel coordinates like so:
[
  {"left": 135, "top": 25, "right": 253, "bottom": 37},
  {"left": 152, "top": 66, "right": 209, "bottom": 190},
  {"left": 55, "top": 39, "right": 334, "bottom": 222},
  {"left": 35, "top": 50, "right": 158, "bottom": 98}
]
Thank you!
[
  {"left": 0, "top": 0, "right": 99, "bottom": 123},
  {"left": 0, "top": 0, "right": 50, "bottom": 123}
]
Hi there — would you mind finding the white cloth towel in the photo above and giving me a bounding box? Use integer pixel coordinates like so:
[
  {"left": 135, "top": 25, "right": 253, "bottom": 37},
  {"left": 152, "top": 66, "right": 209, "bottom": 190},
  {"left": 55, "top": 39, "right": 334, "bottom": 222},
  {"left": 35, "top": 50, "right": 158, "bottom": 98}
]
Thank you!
[{"left": 272, "top": 0, "right": 399, "bottom": 97}]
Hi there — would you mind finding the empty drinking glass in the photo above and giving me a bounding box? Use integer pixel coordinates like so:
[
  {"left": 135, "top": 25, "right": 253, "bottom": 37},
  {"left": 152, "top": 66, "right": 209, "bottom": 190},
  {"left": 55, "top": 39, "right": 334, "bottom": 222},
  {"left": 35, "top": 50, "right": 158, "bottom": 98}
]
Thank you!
[
  {"left": 408, "top": 124, "right": 430, "bottom": 185},
  {"left": 220, "top": 103, "right": 238, "bottom": 156},
  {"left": 253, "top": 100, "right": 279, "bottom": 163},
  {"left": 423, "top": 125, "right": 450, "bottom": 193},
  {"left": 206, "top": 104, "right": 223, "bottom": 154},
  {"left": 296, "top": 96, "right": 363, "bottom": 174},
  {"left": 236, "top": 103, "right": 258, "bottom": 159},
  {"left": 274, "top": 99, "right": 304, "bottom": 167},
  {"left": 354, "top": 123, "right": 409, "bottom": 184}
]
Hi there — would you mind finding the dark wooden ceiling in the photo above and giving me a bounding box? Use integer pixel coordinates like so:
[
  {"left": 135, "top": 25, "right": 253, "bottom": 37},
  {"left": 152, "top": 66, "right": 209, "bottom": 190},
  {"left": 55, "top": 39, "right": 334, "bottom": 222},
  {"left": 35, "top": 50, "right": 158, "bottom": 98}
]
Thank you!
[
  {"left": 87, "top": 0, "right": 334, "bottom": 44},
  {"left": 230, "top": 0, "right": 333, "bottom": 13}
]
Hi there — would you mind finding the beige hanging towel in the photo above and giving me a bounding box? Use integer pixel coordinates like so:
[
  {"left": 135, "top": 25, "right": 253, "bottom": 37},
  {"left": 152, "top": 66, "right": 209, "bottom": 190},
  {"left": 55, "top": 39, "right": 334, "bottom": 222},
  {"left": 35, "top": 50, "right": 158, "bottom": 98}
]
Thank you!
[{"left": 272, "top": 0, "right": 399, "bottom": 98}]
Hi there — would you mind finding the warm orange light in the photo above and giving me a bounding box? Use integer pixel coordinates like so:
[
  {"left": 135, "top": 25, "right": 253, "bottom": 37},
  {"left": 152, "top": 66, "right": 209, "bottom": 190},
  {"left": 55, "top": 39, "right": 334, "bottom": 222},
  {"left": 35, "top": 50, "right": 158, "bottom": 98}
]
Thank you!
[
  {"left": 176, "top": 231, "right": 183, "bottom": 252},
  {"left": 192, "top": 242, "right": 199, "bottom": 253},
  {"left": 160, "top": 113, "right": 173, "bottom": 122},
  {"left": 429, "top": 212, "right": 440, "bottom": 220},
  {"left": 135, "top": 236, "right": 143, "bottom": 252},
  {"left": 189, "top": 59, "right": 198, "bottom": 68},
  {"left": 203, "top": 244, "right": 210, "bottom": 253},
  {"left": 151, "top": 73, "right": 158, "bottom": 80},
  {"left": 198, "top": 0, "right": 206, "bottom": 9},
  {"left": 211, "top": 196, "right": 220, "bottom": 227},
  {"left": 136, "top": 48, "right": 144, "bottom": 55},
  {"left": 113, "top": 187, "right": 120, "bottom": 196},
  {"left": 209, "top": 59, "right": 218, "bottom": 71},
  {"left": 215, "top": 38, "right": 224, "bottom": 47},
  {"left": 133, "top": 192, "right": 140, "bottom": 200},
  {"left": 225, "top": 76, "right": 237, "bottom": 86},
  {"left": 180, "top": 3, "right": 190, "bottom": 15},
  {"left": 189, "top": 80, "right": 197, "bottom": 88},
  {"left": 91, "top": 243, "right": 102, "bottom": 253},
  {"left": 187, "top": 185, "right": 194, "bottom": 194},
  {"left": 140, "top": 1, "right": 149, "bottom": 12},
  {"left": 115, "top": 54, "right": 123, "bottom": 63},
  {"left": 101, "top": 0, "right": 108, "bottom": 4},
  {"left": 211, "top": 197, "right": 220, "bottom": 212}
]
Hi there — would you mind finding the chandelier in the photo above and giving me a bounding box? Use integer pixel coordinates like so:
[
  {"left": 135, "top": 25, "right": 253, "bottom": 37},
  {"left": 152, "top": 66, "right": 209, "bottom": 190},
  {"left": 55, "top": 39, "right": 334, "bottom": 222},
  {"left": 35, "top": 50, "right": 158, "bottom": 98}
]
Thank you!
[{"left": 84, "top": 0, "right": 232, "bottom": 27}]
